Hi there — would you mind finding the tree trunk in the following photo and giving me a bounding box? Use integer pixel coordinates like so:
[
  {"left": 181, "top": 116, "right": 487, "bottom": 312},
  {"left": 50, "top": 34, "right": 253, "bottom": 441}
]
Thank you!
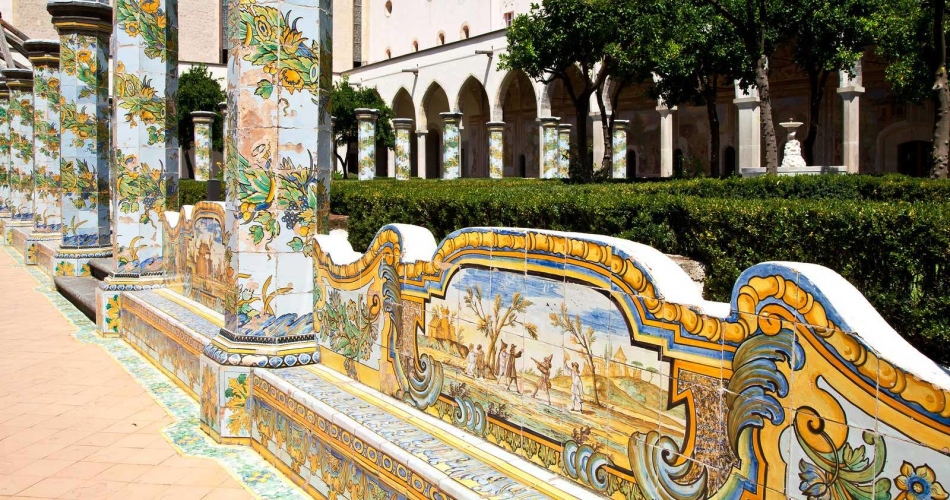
[
  {"left": 183, "top": 147, "right": 195, "bottom": 179},
  {"left": 803, "top": 69, "right": 828, "bottom": 166},
  {"left": 755, "top": 54, "right": 779, "bottom": 174},
  {"left": 703, "top": 80, "right": 721, "bottom": 177},
  {"left": 596, "top": 88, "right": 612, "bottom": 174},
  {"left": 574, "top": 97, "right": 592, "bottom": 180},
  {"left": 932, "top": 0, "right": 949, "bottom": 178}
]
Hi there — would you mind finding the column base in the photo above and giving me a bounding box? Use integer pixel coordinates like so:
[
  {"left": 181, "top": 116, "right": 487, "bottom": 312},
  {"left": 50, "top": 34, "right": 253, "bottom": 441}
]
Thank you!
[
  {"left": 25, "top": 232, "right": 61, "bottom": 266},
  {"left": 97, "top": 273, "right": 165, "bottom": 337},
  {"left": 206, "top": 329, "right": 320, "bottom": 369},
  {"left": 1, "top": 219, "right": 32, "bottom": 247},
  {"left": 54, "top": 246, "right": 112, "bottom": 277}
]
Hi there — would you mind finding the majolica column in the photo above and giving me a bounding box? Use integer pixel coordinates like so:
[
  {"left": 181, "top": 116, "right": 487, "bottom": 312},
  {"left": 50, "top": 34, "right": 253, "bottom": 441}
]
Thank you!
[
  {"left": 217, "top": 0, "right": 331, "bottom": 358},
  {"left": 0, "top": 80, "right": 10, "bottom": 218},
  {"left": 110, "top": 0, "right": 178, "bottom": 282},
  {"left": 539, "top": 116, "right": 559, "bottom": 179},
  {"left": 191, "top": 111, "right": 214, "bottom": 181},
  {"left": 48, "top": 0, "right": 113, "bottom": 277},
  {"left": 25, "top": 41, "right": 63, "bottom": 263},
  {"left": 612, "top": 120, "right": 629, "bottom": 179},
  {"left": 218, "top": 101, "right": 227, "bottom": 177},
  {"left": 2, "top": 69, "right": 35, "bottom": 244},
  {"left": 356, "top": 108, "right": 378, "bottom": 180},
  {"left": 441, "top": 112, "right": 462, "bottom": 179},
  {"left": 557, "top": 123, "right": 572, "bottom": 178},
  {"left": 415, "top": 130, "right": 428, "bottom": 179},
  {"left": 392, "top": 118, "right": 413, "bottom": 180},
  {"left": 487, "top": 121, "right": 504, "bottom": 179},
  {"left": 657, "top": 104, "right": 676, "bottom": 178}
]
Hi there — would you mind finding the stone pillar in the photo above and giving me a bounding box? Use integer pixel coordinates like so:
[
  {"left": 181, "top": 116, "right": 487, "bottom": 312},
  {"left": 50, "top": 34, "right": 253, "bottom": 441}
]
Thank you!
[
  {"left": 487, "top": 121, "right": 504, "bottom": 179},
  {"left": 355, "top": 108, "right": 378, "bottom": 180},
  {"left": 415, "top": 130, "right": 428, "bottom": 179},
  {"left": 2, "top": 69, "right": 35, "bottom": 230},
  {"left": 612, "top": 119, "right": 629, "bottom": 179},
  {"left": 48, "top": 0, "right": 113, "bottom": 277},
  {"left": 218, "top": 0, "right": 331, "bottom": 361},
  {"left": 0, "top": 80, "right": 10, "bottom": 219},
  {"left": 441, "top": 112, "right": 463, "bottom": 179},
  {"left": 392, "top": 118, "right": 413, "bottom": 180},
  {"left": 838, "top": 61, "right": 864, "bottom": 174},
  {"left": 191, "top": 111, "right": 214, "bottom": 181},
  {"left": 109, "top": 0, "right": 178, "bottom": 283},
  {"left": 557, "top": 123, "right": 572, "bottom": 178},
  {"left": 539, "top": 117, "right": 559, "bottom": 179},
  {"left": 657, "top": 105, "right": 676, "bottom": 178},
  {"left": 734, "top": 82, "right": 761, "bottom": 173}
]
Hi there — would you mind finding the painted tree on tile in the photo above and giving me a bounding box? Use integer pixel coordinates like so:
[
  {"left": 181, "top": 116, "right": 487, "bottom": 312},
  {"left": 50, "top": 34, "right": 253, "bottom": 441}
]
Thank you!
[
  {"left": 463, "top": 285, "right": 538, "bottom": 379},
  {"left": 551, "top": 303, "right": 602, "bottom": 407}
]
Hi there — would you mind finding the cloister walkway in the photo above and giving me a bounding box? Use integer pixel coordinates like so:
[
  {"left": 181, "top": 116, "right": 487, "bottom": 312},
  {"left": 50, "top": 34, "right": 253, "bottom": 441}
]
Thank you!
[{"left": 0, "top": 249, "right": 295, "bottom": 499}]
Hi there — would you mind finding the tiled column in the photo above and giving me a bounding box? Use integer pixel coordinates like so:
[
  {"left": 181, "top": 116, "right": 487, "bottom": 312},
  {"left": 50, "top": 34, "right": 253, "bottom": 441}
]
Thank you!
[
  {"left": 191, "top": 111, "right": 214, "bottom": 181},
  {"left": 48, "top": 0, "right": 113, "bottom": 277},
  {"left": 487, "top": 121, "right": 504, "bottom": 179},
  {"left": 218, "top": 101, "right": 227, "bottom": 177},
  {"left": 441, "top": 112, "right": 462, "bottom": 179},
  {"left": 356, "top": 108, "right": 378, "bottom": 180},
  {"left": 0, "top": 81, "right": 11, "bottom": 219},
  {"left": 734, "top": 82, "right": 761, "bottom": 173},
  {"left": 216, "top": 0, "right": 331, "bottom": 361},
  {"left": 2, "top": 69, "right": 35, "bottom": 233},
  {"left": 25, "top": 41, "right": 63, "bottom": 266},
  {"left": 539, "top": 116, "right": 559, "bottom": 179},
  {"left": 557, "top": 123, "right": 572, "bottom": 178},
  {"left": 392, "top": 118, "right": 413, "bottom": 180},
  {"left": 415, "top": 130, "right": 428, "bottom": 179},
  {"left": 612, "top": 120, "right": 629, "bottom": 179},
  {"left": 657, "top": 104, "right": 676, "bottom": 178},
  {"left": 838, "top": 61, "right": 864, "bottom": 174}
]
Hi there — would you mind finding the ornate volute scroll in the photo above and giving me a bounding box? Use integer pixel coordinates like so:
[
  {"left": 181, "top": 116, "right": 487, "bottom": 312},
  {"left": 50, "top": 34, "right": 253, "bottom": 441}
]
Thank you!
[{"left": 299, "top": 224, "right": 950, "bottom": 499}]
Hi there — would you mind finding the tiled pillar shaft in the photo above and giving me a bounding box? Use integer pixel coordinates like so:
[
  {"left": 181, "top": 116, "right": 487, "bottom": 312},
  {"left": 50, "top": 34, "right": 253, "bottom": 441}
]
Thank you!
[
  {"left": 48, "top": 0, "right": 113, "bottom": 277},
  {"left": 3, "top": 70, "right": 35, "bottom": 223},
  {"left": 221, "top": 0, "right": 331, "bottom": 350},
  {"left": 612, "top": 120, "right": 629, "bottom": 179},
  {"left": 539, "top": 117, "right": 559, "bottom": 179},
  {"left": 0, "top": 82, "right": 10, "bottom": 216},
  {"left": 356, "top": 108, "right": 378, "bottom": 181},
  {"left": 487, "top": 121, "right": 504, "bottom": 179},
  {"left": 557, "top": 124, "right": 572, "bottom": 178},
  {"left": 192, "top": 111, "right": 214, "bottom": 181},
  {"left": 26, "top": 41, "right": 63, "bottom": 236},
  {"left": 392, "top": 118, "right": 413, "bottom": 180},
  {"left": 415, "top": 130, "right": 427, "bottom": 179},
  {"left": 218, "top": 101, "right": 227, "bottom": 177},
  {"left": 838, "top": 62, "right": 864, "bottom": 174},
  {"left": 657, "top": 105, "right": 675, "bottom": 178},
  {"left": 111, "top": 0, "right": 179, "bottom": 276},
  {"left": 441, "top": 112, "right": 462, "bottom": 180}
]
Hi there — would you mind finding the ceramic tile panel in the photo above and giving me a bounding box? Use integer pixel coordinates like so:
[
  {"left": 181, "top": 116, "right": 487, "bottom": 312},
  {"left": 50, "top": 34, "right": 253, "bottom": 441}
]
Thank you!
[
  {"left": 487, "top": 121, "right": 504, "bottom": 179},
  {"left": 27, "top": 42, "right": 62, "bottom": 235},
  {"left": 192, "top": 112, "right": 213, "bottom": 181},
  {"left": 3, "top": 70, "right": 35, "bottom": 223},
  {"left": 441, "top": 112, "right": 462, "bottom": 180},
  {"left": 612, "top": 120, "right": 628, "bottom": 179},
  {"left": 539, "top": 118, "right": 559, "bottom": 179},
  {"left": 393, "top": 118, "right": 413, "bottom": 180},
  {"left": 356, "top": 108, "right": 378, "bottom": 181}
]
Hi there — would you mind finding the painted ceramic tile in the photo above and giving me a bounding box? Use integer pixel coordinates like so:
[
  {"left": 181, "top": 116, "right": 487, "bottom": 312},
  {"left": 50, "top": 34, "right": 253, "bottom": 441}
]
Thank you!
[
  {"left": 612, "top": 127, "right": 627, "bottom": 179},
  {"left": 31, "top": 57, "right": 62, "bottom": 233},
  {"left": 556, "top": 126, "right": 570, "bottom": 179},
  {"left": 7, "top": 83, "right": 34, "bottom": 221},
  {"left": 394, "top": 124, "right": 411, "bottom": 180},
  {"left": 488, "top": 125, "right": 504, "bottom": 179},
  {"left": 541, "top": 122, "right": 558, "bottom": 180},
  {"left": 193, "top": 118, "right": 212, "bottom": 181},
  {"left": 356, "top": 112, "right": 376, "bottom": 181},
  {"left": 442, "top": 116, "right": 461, "bottom": 180}
]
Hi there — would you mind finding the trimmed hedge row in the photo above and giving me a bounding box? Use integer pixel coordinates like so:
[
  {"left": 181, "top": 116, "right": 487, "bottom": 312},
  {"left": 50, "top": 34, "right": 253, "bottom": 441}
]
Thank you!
[
  {"left": 178, "top": 180, "right": 209, "bottom": 208},
  {"left": 331, "top": 179, "right": 950, "bottom": 365}
]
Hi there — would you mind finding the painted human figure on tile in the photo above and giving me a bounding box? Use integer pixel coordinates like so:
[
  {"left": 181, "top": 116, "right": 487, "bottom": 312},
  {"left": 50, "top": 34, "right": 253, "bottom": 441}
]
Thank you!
[{"left": 531, "top": 354, "right": 553, "bottom": 404}]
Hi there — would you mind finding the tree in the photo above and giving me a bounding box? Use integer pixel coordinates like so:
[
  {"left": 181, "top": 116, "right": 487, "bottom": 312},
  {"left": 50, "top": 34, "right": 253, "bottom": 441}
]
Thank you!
[
  {"left": 463, "top": 285, "right": 538, "bottom": 379},
  {"left": 876, "top": 0, "right": 949, "bottom": 178},
  {"left": 777, "top": 0, "right": 876, "bottom": 165},
  {"left": 651, "top": 0, "right": 746, "bottom": 177},
  {"left": 696, "top": 0, "right": 781, "bottom": 173},
  {"left": 176, "top": 65, "right": 225, "bottom": 179},
  {"left": 500, "top": 0, "right": 618, "bottom": 180},
  {"left": 550, "top": 304, "right": 601, "bottom": 407},
  {"left": 330, "top": 77, "right": 395, "bottom": 178}
]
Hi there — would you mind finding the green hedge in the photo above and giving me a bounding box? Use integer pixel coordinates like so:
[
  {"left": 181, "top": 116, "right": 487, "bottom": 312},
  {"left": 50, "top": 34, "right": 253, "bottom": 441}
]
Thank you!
[
  {"left": 178, "top": 180, "right": 208, "bottom": 208},
  {"left": 331, "top": 178, "right": 950, "bottom": 365}
]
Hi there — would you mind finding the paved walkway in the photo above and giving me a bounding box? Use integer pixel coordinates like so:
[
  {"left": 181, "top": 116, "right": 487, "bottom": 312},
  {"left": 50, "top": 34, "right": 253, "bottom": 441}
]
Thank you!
[{"left": 0, "top": 250, "right": 256, "bottom": 499}]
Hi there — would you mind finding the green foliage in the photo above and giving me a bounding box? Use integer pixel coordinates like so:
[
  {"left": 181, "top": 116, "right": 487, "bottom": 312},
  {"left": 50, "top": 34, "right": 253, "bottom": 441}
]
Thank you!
[
  {"left": 331, "top": 176, "right": 950, "bottom": 364},
  {"left": 873, "top": 0, "right": 940, "bottom": 103},
  {"left": 331, "top": 77, "right": 396, "bottom": 151},
  {"left": 176, "top": 65, "right": 225, "bottom": 152},
  {"left": 178, "top": 179, "right": 208, "bottom": 208}
]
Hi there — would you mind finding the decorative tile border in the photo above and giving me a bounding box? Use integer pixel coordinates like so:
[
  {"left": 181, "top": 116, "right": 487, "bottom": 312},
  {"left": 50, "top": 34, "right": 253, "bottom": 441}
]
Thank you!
[{"left": 2, "top": 246, "right": 308, "bottom": 500}]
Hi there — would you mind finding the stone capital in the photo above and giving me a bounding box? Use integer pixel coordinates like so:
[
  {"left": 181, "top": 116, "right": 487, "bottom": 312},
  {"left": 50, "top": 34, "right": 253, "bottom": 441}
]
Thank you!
[
  {"left": 486, "top": 121, "right": 505, "bottom": 131},
  {"left": 355, "top": 108, "right": 380, "bottom": 120},
  {"left": 837, "top": 86, "right": 866, "bottom": 98},
  {"left": 47, "top": 0, "right": 113, "bottom": 34},
  {"left": 1, "top": 69, "right": 33, "bottom": 89},
  {"left": 439, "top": 112, "right": 463, "bottom": 124},
  {"left": 190, "top": 110, "right": 216, "bottom": 124},
  {"left": 24, "top": 40, "right": 60, "bottom": 67}
]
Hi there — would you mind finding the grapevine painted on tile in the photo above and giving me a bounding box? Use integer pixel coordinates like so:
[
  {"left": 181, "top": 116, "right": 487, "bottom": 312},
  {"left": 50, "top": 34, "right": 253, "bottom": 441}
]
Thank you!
[
  {"left": 115, "top": 0, "right": 176, "bottom": 61},
  {"left": 114, "top": 62, "right": 167, "bottom": 145},
  {"left": 237, "top": 3, "right": 321, "bottom": 100},
  {"left": 32, "top": 63, "right": 63, "bottom": 232},
  {"left": 316, "top": 289, "right": 381, "bottom": 380},
  {"left": 357, "top": 117, "right": 376, "bottom": 180},
  {"left": 8, "top": 87, "right": 34, "bottom": 220}
]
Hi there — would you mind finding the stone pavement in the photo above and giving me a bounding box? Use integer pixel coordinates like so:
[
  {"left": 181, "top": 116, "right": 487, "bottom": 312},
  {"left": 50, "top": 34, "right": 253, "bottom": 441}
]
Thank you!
[{"left": 0, "top": 249, "right": 256, "bottom": 499}]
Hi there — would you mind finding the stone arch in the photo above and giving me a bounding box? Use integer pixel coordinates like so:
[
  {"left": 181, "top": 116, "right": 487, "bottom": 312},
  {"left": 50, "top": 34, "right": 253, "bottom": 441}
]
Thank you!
[
  {"left": 420, "top": 82, "right": 450, "bottom": 178},
  {"left": 539, "top": 65, "right": 584, "bottom": 123},
  {"left": 392, "top": 87, "right": 418, "bottom": 176},
  {"left": 456, "top": 76, "right": 491, "bottom": 177},
  {"left": 496, "top": 70, "right": 539, "bottom": 177},
  {"left": 875, "top": 121, "right": 932, "bottom": 174}
]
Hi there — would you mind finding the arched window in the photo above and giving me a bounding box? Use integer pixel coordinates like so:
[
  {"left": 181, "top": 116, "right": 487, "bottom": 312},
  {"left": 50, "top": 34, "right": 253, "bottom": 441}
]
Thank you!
[
  {"left": 437, "top": 32, "right": 445, "bottom": 46},
  {"left": 461, "top": 24, "right": 470, "bottom": 39},
  {"left": 412, "top": 40, "right": 419, "bottom": 52}
]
